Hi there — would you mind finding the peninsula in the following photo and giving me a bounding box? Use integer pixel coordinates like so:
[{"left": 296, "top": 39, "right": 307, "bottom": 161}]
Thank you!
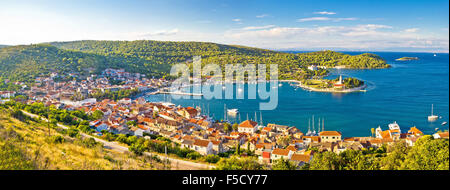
[
  {"left": 297, "top": 75, "right": 366, "bottom": 93},
  {"left": 396, "top": 57, "right": 419, "bottom": 61}
]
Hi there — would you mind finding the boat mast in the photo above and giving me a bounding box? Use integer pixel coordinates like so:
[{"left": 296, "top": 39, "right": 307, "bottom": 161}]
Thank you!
[
  {"left": 312, "top": 115, "right": 315, "bottom": 134},
  {"left": 318, "top": 118, "right": 321, "bottom": 133},
  {"left": 431, "top": 104, "right": 434, "bottom": 116},
  {"left": 224, "top": 104, "right": 227, "bottom": 121},
  {"left": 322, "top": 118, "right": 325, "bottom": 132},
  {"left": 308, "top": 118, "right": 311, "bottom": 134},
  {"left": 260, "top": 111, "right": 263, "bottom": 126}
]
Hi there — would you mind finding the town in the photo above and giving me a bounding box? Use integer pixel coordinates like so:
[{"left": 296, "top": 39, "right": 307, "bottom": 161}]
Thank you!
[{"left": 1, "top": 68, "right": 448, "bottom": 169}]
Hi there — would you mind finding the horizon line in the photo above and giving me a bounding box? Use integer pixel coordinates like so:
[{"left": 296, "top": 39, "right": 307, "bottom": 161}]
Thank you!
[{"left": 1, "top": 39, "right": 449, "bottom": 54}]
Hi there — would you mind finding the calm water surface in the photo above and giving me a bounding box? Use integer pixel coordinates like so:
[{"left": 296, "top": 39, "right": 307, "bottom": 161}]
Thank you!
[{"left": 145, "top": 52, "right": 449, "bottom": 137}]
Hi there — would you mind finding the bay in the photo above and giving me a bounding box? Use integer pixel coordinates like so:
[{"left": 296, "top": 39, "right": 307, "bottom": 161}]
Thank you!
[{"left": 145, "top": 52, "right": 449, "bottom": 137}]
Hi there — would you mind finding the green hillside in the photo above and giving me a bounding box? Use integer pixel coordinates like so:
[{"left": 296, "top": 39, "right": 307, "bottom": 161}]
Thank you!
[{"left": 0, "top": 40, "right": 389, "bottom": 83}]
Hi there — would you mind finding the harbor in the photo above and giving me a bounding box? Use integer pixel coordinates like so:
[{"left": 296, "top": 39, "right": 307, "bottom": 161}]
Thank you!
[{"left": 144, "top": 52, "right": 449, "bottom": 137}]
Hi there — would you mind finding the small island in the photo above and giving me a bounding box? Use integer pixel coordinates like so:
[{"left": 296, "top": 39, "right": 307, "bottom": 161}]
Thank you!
[
  {"left": 396, "top": 57, "right": 419, "bottom": 61},
  {"left": 297, "top": 75, "right": 366, "bottom": 93}
]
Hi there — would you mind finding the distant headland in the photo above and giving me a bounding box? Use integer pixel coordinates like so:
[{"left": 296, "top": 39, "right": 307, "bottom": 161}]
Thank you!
[{"left": 396, "top": 57, "right": 419, "bottom": 61}]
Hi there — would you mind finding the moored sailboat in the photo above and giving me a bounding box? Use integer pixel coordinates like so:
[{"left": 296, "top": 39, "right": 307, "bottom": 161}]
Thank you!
[{"left": 428, "top": 104, "right": 438, "bottom": 122}]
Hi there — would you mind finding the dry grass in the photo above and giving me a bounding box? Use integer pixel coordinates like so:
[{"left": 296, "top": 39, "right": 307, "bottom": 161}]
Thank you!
[{"left": 0, "top": 110, "right": 168, "bottom": 170}]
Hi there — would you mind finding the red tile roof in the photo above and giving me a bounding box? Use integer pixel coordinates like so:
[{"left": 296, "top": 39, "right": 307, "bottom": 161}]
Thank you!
[
  {"left": 290, "top": 154, "right": 311, "bottom": 163},
  {"left": 272, "top": 148, "right": 290, "bottom": 156},
  {"left": 319, "top": 131, "right": 342, "bottom": 136},
  {"left": 193, "top": 139, "right": 211, "bottom": 147},
  {"left": 239, "top": 120, "right": 258, "bottom": 128}
]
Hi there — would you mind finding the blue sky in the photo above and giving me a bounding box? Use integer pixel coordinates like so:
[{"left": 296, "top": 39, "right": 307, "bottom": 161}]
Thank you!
[{"left": 0, "top": 0, "right": 448, "bottom": 52}]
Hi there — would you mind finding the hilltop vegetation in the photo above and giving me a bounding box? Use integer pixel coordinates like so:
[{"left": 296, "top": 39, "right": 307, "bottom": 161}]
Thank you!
[
  {"left": 0, "top": 107, "right": 167, "bottom": 170},
  {"left": 303, "top": 136, "right": 449, "bottom": 170},
  {"left": 0, "top": 40, "right": 389, "bottom": 84}
]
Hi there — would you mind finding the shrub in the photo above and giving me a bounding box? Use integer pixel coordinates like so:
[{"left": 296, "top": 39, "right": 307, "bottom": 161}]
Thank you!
[
  {"left": 204, "top": 154, "right": 220, "bottom": 163},
  {"left": 186, "top": 152, "right": 202, "bottom": 160},
  {"left": 49, "top": 135, "right": 64, "bottom": 144}
]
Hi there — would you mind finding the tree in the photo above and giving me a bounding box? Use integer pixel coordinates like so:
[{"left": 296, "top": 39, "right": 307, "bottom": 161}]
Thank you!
[
  {"left": 129, "top": 143, "right": 146, "bottom": 155},
  {"left": 235, "top": 143, "right": 241, "bottom": 155},
  {"left": 379, "top": 141, "right": 408, "bottom": 170},
  {"left": 186, "top": 152, "right": 202, "bottom": 160},
  {"left": 232, "top": 123, "right": 239, "bottom": 131},
  {"left": 204, "top": 154, "right": 220, "bottom": 163},
  {"left": 276, "top": 136, "right": 291, "bottom": 148},
  {"left": 126, "top": 120, "right": 137, "bottom": 127},
  {"left": 272, "top": 158, "right": 297, "bottom": 170},
  {"left": 223, "top": 122, "right": 231, "bottom": 133},
  {"left": 309, "top": 151, "right": 340, "bottom": 170},
  {"left": 216, "top": 156, "right": 263, "bottom": 170},
  {"left": 91, "top": 110, "right": 104, "bottom": 120},
  {"left": 401, "top": 135, "right": 449, "bottom": 170}
]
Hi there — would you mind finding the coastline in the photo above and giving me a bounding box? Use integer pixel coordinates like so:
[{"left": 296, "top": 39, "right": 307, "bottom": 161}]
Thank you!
[{"left": 296, "top": 82, "right": 367, "bottom": 93}]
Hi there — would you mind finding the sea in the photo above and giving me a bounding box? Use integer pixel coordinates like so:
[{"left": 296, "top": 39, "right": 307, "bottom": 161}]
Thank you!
[{"left": 144, "top": 52, "right": 449, "bottom": 137}]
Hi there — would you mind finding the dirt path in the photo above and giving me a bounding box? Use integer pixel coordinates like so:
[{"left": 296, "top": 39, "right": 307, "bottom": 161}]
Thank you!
[{"left": 22, "top": 110, "right": 215, "bottom": 170}]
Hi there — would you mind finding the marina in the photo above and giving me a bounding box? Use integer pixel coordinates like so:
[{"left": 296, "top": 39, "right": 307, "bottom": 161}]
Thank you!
[{"left": 144, "top": 52, "right": 449, "bottom": 137}]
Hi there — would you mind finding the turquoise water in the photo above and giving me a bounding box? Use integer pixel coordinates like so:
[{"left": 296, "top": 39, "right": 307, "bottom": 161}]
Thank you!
[{"left": 145, "top": 52, "right": 449, "bottom": 137}]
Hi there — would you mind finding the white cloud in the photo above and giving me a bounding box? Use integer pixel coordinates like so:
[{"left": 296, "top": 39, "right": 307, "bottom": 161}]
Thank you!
[
  {"left": 232, "top": 18, "right": 242, "bottom": 22},
  {"left": 242, "top": 25, "right": 276, "bottom": 30},
  {"left": 256, "top": 14, "right": 269, "bottom": 18},
  {"left": 223, "top": 24, "right": 449, "bottom": 52},
  {"left": 404, "top": 28, "right": 419, "bottom": 33},
  {"left": 297, "top": 17, "right": 331, "bottom": 22},
  {"left": 140, "top": 29, "right": 180, "bottom": 37},
  {"left": 297, "top": 17, "right": 357, "bottom": 22},
  {"left": 314, "top": 11, "right": 336, "bottom": 15}
]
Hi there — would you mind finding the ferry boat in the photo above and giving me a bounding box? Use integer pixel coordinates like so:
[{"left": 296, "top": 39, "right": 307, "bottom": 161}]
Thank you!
[
  {"left": 388, "top": 121, "right": 401, "bottom": 131},
  {"left": 227, "top": 109, "right": 239, "bottom": 115},
  {"left": 428, "top": 104, "right": 438, "bottom": 122}
]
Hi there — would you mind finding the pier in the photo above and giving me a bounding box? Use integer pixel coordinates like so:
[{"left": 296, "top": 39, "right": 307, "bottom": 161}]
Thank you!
[{"left": 146, "top": 89, "right": 203, "bottom": 96}]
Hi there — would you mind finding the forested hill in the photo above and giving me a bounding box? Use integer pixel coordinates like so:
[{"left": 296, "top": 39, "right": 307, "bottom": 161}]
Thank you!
[
  {"left": 50, "top": 40, "right": 275, "bottom": 57},
  {"left": 0, "top": 40, "right": 389, "bottom": 84},
  {"left": 0, "top": 45, "right": 8, "bottom": 49}
]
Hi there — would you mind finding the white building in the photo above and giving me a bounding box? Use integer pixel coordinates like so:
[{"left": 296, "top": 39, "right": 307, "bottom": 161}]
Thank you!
[
  {"left": 0, "top": 91, "right": 16, "bottom": 98},
  {"left": 308, "top": 65, "right": 318, "bottom": 71},
  {"left": 238, "top": 120, "right": 258, "bottom": 134}
]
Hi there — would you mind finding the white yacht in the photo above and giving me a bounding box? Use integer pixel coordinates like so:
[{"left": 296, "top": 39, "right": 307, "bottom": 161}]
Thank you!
[
  {"left": 388, "top": 121, "right": 401, "bottom": 132},
  {"left": 428, "top": 104, "right": 438, "bottom": 122},
  {"left": 227, "top": 109, "right": 239, "bottom": 115}
]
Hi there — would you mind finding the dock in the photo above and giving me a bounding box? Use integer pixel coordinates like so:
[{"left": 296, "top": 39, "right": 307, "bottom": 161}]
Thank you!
[{"left": 146, "top": 90, "right": 203, "bottom": 96}]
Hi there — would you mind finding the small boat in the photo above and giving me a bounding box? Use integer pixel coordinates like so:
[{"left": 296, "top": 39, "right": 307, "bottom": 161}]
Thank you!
[
  {"left": 279, "top": 83, "right": 283, "bottom": 87},
  {"left": 388, "top": 121, "right": 401, "bottom": 131},
  {"left": 428, "top": 104, "right": 438, "bottom": 122},
  {"left": 434, "top": 53, "right": 437, "bottom": 57},
  {"left": 442, "top": 121, "right": 448, "bottom": 126},
  {"left": 227, "top": 109, "right": 239, "bottom": 115}
]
